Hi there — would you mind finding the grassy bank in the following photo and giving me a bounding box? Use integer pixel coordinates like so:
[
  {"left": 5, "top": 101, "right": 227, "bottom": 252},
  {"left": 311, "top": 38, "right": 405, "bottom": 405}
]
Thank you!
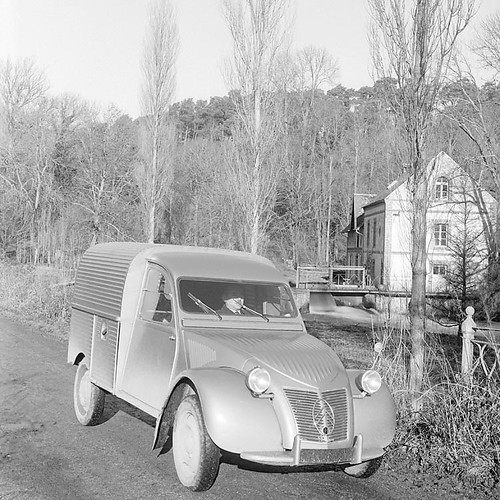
[
  {"left": 0, "top": 263, "right": 73, "bottom": 339},
  {"left": 306, "top": 315, "right": 500, "bottom": 497}
]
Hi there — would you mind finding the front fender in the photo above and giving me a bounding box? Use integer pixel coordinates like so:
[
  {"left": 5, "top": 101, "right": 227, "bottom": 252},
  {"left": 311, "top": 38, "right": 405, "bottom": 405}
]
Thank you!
[
  {"left": 347, "top": 369, "right": 396, "bottom": 461},
  {"left": 178, "top": 368, "right": 283, "bottom": 454}
]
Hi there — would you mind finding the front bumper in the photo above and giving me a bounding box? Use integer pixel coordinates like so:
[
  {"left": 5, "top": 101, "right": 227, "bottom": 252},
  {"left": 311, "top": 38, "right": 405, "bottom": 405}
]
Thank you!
[{"left": 240, "top": 434, "right": 363, "bottom": 467}]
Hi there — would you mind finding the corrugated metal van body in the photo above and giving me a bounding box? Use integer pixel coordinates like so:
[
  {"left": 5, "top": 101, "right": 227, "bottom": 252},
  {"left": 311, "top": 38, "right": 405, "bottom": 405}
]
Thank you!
[
  {"left": 68, "top": 243, "right": 154, "bottom": 387},
  {"left": 72, "top": 242, "right": 152, "bottom": 320}
]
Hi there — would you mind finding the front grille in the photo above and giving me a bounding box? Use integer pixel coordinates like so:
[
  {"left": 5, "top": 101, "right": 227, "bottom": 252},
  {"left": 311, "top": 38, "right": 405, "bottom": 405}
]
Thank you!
[{"left": 284, "top": 388, "right": 349, "bottom": 443}]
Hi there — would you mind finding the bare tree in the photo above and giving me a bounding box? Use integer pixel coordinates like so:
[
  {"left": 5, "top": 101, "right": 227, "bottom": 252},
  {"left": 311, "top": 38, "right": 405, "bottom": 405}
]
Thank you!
[
  {"left": 368, "top": 0, "right": 476, "bottom": 405},
  {"left": 0, "top": 59, "right": 55, "bottom": 263},
  {"left": 294, "top": 46, "right": 339, "bottom": 264},
  {"left": 472, "top": 11, "right": 500, "bottom": 76},
  {"left": 266, "top": 45, "right": 343, "bottom": 266},
  {"left": 74, "top": 106, "right": 138, "bottom": 246},
  {"left": 139, "top": 0, "right": 178, "bottom": 243},
  {"left": 0, "top": 58, "right": 47, "bottom": 138},
  {"left": 222, "top": 0, "right": 290, "bottom": 254},
  {"left": 439, "top": 77, "right": 498, "bottom": 255},
  {"left": 296, "top": 46, "right": 338, "bottom": 94}
]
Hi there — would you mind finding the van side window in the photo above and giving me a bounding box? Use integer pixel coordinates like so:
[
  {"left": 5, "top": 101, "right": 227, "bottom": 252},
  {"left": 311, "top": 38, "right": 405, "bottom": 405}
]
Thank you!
[{"left": 140, "top": 267, "right": 173, "bottom": 324}]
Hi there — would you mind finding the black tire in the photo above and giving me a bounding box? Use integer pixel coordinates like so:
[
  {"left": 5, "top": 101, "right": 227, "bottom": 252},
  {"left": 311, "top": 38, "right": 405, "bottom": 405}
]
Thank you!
[
  {"left": 73, "top": 361, "right": 105, "bottom": 426},
  {"left": 172, "top": 394, "right": 221, "bottom": 491},
  {"left": 343, "top": 456, "right": 383, "bottom": 478}
]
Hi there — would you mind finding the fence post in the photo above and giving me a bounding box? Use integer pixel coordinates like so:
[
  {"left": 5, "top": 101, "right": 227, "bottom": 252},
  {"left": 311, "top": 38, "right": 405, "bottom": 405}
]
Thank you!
[{"left": 461, "top": 306, "right": 476, "bottom": 382}]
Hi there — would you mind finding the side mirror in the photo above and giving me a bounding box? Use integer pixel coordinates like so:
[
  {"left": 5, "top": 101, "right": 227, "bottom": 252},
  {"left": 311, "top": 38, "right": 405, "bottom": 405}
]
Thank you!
[{"left": 158, "top": 276, "right": 166, "bottom": 293}]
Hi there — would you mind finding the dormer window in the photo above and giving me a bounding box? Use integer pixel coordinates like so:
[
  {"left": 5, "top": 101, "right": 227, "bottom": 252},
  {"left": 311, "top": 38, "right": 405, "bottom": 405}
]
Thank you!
[{"left": 435, "top": 176, "right": 449, "bottom": 200}]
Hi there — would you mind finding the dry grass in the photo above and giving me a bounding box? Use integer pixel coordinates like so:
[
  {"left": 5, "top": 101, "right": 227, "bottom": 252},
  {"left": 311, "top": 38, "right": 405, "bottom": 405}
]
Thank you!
[
  {"left": 306, "top": 314, "right": 500, "bottom": 493},
  {"left": 0, "top": 263, "right": 73, "bottom": 336}
]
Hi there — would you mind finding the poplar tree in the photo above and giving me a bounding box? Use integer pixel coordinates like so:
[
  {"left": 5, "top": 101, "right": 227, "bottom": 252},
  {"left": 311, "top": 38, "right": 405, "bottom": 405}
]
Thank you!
[
  {"left": 368, "top": 0, "right": 476, "bottom": 405},
  {"left": 139, "top": 0, "right": 178, "bottom": 243}
]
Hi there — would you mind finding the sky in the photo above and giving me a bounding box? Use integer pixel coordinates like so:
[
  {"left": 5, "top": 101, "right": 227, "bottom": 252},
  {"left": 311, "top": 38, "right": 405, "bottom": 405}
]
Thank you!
[{"left": 0, "top": 0, "right": 499, "bottom": 119}]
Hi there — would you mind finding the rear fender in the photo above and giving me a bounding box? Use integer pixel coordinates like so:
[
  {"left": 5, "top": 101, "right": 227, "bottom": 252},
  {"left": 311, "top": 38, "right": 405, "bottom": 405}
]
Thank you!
[
  {"left": 154, "top": 368, "right": 283, "bottom": 454},
  {"left": 347, "top": 369, "right": 396, "bottom": 461}
]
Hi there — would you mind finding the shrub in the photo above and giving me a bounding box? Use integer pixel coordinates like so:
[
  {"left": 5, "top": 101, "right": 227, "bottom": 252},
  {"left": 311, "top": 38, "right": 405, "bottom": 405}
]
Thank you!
[
  {"left": 0, "top": 263, "right": 73, "bottom": 336},
  {"left": 372, "top": 321, "right": 500, "bottom": 491},
  {"left": 409, "top": 381, "right": 500, "bottom": 487}
]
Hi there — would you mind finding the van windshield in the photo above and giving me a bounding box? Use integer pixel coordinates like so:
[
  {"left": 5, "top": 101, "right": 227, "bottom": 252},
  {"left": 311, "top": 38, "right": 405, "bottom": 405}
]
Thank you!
[{"left": 178, "top": 279, "right": 297, "bottom": 319}]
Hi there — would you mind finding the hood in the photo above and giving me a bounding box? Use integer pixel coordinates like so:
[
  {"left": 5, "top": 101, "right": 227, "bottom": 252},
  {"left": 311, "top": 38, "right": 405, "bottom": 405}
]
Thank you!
[{"left": 183, "top": 327, "right": 345, "bottom": 387}]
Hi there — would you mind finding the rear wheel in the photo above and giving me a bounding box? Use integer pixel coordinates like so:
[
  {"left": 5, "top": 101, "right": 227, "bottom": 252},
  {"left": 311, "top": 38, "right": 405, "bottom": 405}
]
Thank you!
[
  {"left": 343, "top": 456, "right": 382, "bottom": 478},
  {"left": 73, "top": 361, "right": 105, "bottom": 426},
  {"left": 173, "top": 394, "right": 220, "bottom": 491}
]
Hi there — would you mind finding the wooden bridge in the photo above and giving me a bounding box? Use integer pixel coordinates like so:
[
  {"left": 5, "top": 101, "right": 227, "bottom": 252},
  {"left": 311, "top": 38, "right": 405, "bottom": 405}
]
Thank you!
[{"left": 294, "top": 266, "right": 375, "bottom": 313}]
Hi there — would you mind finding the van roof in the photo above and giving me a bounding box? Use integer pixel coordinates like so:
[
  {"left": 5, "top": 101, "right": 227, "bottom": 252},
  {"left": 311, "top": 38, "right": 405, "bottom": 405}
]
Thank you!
[{"left": 72, "top": 243, "right": 285, "bottom": 319}]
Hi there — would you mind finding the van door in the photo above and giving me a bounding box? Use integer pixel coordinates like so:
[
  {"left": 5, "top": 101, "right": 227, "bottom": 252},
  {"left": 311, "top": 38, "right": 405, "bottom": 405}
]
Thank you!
[{"left": 119, "top": 263, "right": 177, "bottom": 413}]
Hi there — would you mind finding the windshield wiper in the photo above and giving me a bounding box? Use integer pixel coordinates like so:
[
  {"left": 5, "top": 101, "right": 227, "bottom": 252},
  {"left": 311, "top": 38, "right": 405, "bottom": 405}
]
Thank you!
[
  {"left": 187, "top": 293, "right": 222, "bottom": 320},
  {"left": 241, "top": 305, "right": 269, "bottom": 322}
]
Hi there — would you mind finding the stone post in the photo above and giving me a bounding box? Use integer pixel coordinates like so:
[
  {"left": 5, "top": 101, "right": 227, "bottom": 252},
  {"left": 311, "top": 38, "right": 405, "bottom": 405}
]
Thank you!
[{"left": 461, "top": 306, "right": 476, "bottom": 382}]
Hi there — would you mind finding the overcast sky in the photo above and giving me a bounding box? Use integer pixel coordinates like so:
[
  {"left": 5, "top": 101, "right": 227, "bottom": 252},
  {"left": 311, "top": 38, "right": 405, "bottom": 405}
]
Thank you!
[{"left": 0, "top": 0, "right": 498, "bottom": 118}]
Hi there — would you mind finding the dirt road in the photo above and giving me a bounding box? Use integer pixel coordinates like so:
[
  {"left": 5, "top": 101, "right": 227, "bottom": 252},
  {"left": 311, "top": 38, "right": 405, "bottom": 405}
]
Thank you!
[{"left": 0, "top": 316, "right": 461, "bottom": 500}]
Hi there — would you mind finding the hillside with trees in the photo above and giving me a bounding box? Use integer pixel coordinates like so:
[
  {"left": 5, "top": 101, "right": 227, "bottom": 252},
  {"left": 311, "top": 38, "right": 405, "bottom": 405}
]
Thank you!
[
  {"left": 1, "top": 1, "right": 500, "bottom": 280},
  {"left": 1, "top": 61, "right": 499, "bottom": 268}
]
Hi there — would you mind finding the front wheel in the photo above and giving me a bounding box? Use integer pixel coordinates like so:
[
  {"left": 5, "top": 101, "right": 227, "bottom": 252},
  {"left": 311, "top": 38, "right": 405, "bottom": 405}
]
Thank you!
[
  {"left": 343, "top": 456, "right": 382, "bottom": 478},
  {"left": 172, "top": 394, "right": 221, "bottom": 491},
  {"left": 73, "top": 361, "right": 105, "bottom": 426}
]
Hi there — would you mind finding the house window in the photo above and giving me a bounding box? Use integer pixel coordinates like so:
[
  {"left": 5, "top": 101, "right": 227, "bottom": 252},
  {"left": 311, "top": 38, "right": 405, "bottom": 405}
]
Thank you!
[
  {"left": 435, "top": 176, "right": 449, "bottom": 200},
  {"left": 434, "top": 223, "right": 448, "bottom": 247},
  {"left": 373, "top": 219, "right": 377, "bottom": 248},
  {"left": 432, "top": 264, "right": 447, "bottom": 276},
  {"left": 366, "top": 221, "right": 371, "bottom": 248}
]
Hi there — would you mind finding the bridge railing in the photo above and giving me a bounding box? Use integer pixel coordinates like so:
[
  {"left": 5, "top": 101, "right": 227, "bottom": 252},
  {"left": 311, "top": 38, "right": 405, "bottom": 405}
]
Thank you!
[
  {"left": 296, "top": 266, "right": 367, "bottom": 289},
  {"left": 461, "top": 306, "right": 500, "bottom": 382}
]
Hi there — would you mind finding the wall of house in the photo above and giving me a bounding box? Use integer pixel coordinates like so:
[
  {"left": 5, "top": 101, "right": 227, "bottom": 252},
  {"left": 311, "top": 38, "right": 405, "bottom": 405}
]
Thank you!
[
  {"left": 383, "top": 153, "right": 496, "bottom": 293},
  {"left": 385, "top": 186, "right": 412, "bottom": 291},
  {"left": 346, "top": 152, "right": 497, "bottom": 297},
  {"left": 425, "top": 154, "right": 495, "bottom": 293},
  {"left": 362, "top": 202, "right": 386, "bottom": 287},
  {"left": 346, "top": 231, "right": 363, "bottom": 267}
]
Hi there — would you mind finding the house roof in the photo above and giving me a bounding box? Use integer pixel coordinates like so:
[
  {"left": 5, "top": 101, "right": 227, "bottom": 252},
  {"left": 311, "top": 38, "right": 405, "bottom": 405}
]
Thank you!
[
  {"left": 362, "top": 152, "right": 460, "bottom": 210},
  {"left": 343, "top": 193, "right": 377, "bottom": 232},
  {"left": 344, "top": 151, "right": 498, "bottom": 233},
  {"left": 362, "top": 176, "right": 407, "bottom": 209}
]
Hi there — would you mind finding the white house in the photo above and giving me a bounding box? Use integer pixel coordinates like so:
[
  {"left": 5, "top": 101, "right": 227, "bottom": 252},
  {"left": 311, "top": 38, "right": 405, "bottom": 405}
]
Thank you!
[{"left": 346, "top": 152, "right": 497, "bottom": 293}]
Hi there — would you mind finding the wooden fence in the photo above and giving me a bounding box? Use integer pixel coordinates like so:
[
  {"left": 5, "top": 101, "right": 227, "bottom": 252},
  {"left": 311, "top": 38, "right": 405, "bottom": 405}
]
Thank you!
[
  {"left": 296, "top": 266, "right": 367, "bottom": 289},
  {"left": 461, "top": 306, "right": 500, "bottom": 382}
]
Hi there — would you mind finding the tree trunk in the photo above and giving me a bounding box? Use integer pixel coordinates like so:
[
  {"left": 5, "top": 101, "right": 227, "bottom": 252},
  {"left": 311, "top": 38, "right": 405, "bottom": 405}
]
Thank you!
[{"left": 409, "top": 179, "right": 427, "bottom": 407}]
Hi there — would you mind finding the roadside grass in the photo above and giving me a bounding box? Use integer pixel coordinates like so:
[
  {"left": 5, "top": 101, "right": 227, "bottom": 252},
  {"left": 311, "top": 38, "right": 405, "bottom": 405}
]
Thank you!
[
  {"left": 1, "top": 263, "right": 498, "bottom": 496},
  {"left": 0, "top": 263, "right": 73, "bottom": 339},
  {"left": 304, "top": 315, "right": 376, "bottom": 369}
]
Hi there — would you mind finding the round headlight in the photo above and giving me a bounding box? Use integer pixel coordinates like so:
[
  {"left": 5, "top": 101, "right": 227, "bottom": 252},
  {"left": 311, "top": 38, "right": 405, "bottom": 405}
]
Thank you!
[
  {"left": 246, "top": 367, "right": 271, "bottom": 395},
  {"left": 356, "top": 370, "right": 382, "bottom": 395}
]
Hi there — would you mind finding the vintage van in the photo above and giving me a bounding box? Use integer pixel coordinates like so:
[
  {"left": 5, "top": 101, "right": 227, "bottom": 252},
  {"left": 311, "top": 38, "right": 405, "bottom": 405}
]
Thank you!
[{"left": 68, "top": 242, "right": 396, "bottom": 491}]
